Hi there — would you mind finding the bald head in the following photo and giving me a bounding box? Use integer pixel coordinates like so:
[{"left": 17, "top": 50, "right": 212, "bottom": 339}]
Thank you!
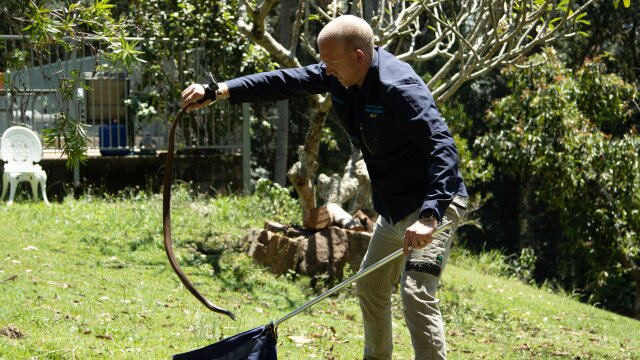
[{"left": 318, "top": 15, "right": 374, "bottom": 60}]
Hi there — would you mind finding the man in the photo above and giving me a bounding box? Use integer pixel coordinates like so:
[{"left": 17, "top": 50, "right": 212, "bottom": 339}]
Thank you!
[{"left": 182, "top": 15, "right": 468, "bottom": 360}]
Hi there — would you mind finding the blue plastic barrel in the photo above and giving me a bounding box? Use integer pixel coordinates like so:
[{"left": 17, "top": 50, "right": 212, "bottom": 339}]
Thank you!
[{"left": 99, "top": 124, "right": 130, "bottom": 156}]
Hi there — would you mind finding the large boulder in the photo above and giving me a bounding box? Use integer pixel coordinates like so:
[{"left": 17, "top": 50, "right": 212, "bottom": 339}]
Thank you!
[{"left": 298, "top": 226, "right": 349, "bottom": 278}]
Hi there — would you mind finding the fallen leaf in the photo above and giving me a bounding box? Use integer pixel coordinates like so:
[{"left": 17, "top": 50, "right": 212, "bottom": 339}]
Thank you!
[
  {"left": 96, "top": 334, "right": 114, "bottom": 340},
  {"left": 288, "top": 335, "right": 312, "bottom": 346},
  {"left": 519, "top": 343, "right": 531, "bottom": 351}
]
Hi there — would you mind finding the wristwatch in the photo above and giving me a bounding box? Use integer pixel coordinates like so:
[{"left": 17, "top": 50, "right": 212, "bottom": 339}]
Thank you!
[
  {"left": 420, "top": 209, "right": 438, "bottom": 223},
  {"left": 198, "top": 72, "right": 221, "bottom": 103}
]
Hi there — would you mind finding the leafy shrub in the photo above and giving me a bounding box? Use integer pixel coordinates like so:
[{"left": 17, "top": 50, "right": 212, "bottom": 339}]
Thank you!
[
  {"left": 253, "top": 178, "right": 301, "bottom": 224},
  {"left": 475, "top": 47, "right": 639, "bottom": 316}
]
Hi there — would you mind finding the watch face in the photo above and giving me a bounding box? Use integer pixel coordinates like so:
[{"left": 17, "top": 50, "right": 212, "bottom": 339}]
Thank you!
[{"left": 422, "top": 210, "right": 434, "bottom": 218}]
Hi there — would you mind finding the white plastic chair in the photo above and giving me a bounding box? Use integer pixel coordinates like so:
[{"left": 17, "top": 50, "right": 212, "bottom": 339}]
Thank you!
[{"left": 1, "top": 126, "right": 50, "bottom": 205}]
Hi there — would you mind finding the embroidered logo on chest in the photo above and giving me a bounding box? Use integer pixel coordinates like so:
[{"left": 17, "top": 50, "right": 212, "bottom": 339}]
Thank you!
[{"left": 365, "top": 104, "right": 384, "bottom": 119}]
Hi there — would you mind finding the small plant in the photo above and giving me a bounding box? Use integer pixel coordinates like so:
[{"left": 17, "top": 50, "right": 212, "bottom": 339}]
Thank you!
[
  {"left": 508, "top": 247, "right": 537, "bottom": 284},
  {"left": 253, "top": 178, "right": 301, "bottom": 223}
]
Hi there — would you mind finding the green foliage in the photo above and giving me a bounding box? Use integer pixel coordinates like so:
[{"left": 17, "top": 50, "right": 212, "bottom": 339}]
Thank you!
[
  {"left": 253, "top": 178, "right": 301, "bottom": 224},
  {"left": 2, "top": 0, "right": 144, "bottom": 169},
  {"left": 475, "top": 47, "right": 639, "bottom": 315},
  {"left": 575, "top": 60, "right": 637, "bottom": 135},
  {"left": 124, "top": 0, "right": 277, "bottom": 158},
  {"left": 451, "top": 246, "right": 537, "bottom": 285},
  {"left": 441, "top": 102, "right": 495, "bottom": 191},
  {"left": 320, "top": 127, "right": 339, "bottom": 151},
  {"left": 42, "top": 113, "right": 89, "bottom": 168},
  {"left": 613, "top": 0, "right": 633, "bottom": 9},
  {"left": 128, "top": 0, "right": 271, "bottom": 82},
  {"left": 2, "top": 0, "right": 274, "bottom": 169},
  {"left": 450, "top": 247, "right": 512, "bottom": 277},
  {"left": 508, "top": 247, "right": 537, "bottom": 284}
]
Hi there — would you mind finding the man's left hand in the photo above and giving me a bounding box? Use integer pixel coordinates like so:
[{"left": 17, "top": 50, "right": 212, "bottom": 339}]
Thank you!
[
  {"left": 403, "top": 217, "right": 437, "bottom": 255},
  {"left": 181, "top": 84, "right": 211, "bottom": 111}
]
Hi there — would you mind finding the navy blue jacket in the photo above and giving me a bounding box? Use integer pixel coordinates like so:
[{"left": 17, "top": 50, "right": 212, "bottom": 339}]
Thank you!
[{"left": 226, "top": 47, "right": 467, "bottom": 224}]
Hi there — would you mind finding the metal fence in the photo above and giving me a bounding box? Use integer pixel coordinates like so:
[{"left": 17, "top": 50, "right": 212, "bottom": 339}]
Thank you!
[{"left": 0, "top": 35, "right": 245, "bottom": 156}]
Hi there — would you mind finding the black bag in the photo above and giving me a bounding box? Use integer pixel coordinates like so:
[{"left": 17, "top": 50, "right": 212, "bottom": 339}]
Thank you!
[{"left": 173, "top": 324, "right": 278, "bottom": 360}]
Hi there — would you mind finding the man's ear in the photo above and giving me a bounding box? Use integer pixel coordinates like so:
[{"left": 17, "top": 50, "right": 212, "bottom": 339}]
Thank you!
[{"left": 355, "top": 49, "right": 365, "bottom": 63}]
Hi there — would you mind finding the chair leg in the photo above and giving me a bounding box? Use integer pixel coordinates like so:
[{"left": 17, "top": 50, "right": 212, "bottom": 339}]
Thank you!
[
  {"left": 40, "top": 180, "right": 50, "bottom": 206},
  {"left": 31, "top": 178, "right": 40, "bottom": 202},
  {"left": 7, "top": 178, "right": 18, "bottom": 206},
  {"left": 1, "top": 174, "right": 7, "bottom": 201}
]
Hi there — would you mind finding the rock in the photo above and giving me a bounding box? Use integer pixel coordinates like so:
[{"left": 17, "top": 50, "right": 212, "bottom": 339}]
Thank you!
[
  {"left": 248, "top": 230, "right": 300, "bottom": 276},
  {"left": 298, "top": 226, "right": 349, "bottom": 278},
  {"left": 345, "top": 230, "right": 372, "bottom": 271},
  {"left": 264, "top": 221, "right": 288, "bottom": 234},
  {"left": 286, "top": 224, "right": 311, "bottom": 238}
]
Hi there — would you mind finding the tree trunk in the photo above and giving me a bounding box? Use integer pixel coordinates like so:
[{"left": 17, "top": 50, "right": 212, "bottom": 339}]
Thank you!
[
  {"left": 275, "top": 0, "right": 294, "bottom": 185},
  {"left": 350, "top": 155, "right": 374, "bottom": 215},
  {"left": 518, "top": 174, "right": 534, "bottom": 249},
  {"left": 317, "top": 148, "right": 360, "bottom": 205},
  {"left": 363, "top": 1, "right": 377, "bottom": 22},
  {"left": 275, "top": 100, "right": 289, "bottom": 185},
  {"left": 287, "top": 102, "right": 331, "bottom": 217},
  {"left": 316, "top": 146, "right": 374, "bottom": 216},
  {"left": 635, "top": 277, "right": 640, "bottom": 320}
]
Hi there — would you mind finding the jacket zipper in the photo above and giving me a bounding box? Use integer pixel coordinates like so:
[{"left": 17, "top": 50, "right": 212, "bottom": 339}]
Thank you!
[{"left": 360, "top": 121, "right": 375, "bottom": 156}]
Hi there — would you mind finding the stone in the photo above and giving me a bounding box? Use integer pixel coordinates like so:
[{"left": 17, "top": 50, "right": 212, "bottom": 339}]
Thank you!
[
  {"left": 264, "top": 221, "right": 288, "bottom": 234},
  {"left": 345, "top": 230, "right": 372, "bottom": 271},
  {"left": 298, "top": 226, "right": 349, "bottom": 278},
  {"left": 247, "top": 229, "right": 300, "bottom": 276}
]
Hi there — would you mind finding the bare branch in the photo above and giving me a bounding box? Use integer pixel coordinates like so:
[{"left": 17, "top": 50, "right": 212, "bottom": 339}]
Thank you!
[
  {"left": 290, "top": 0, "right": 306, "bottom": 57},
  {"left": 419, "top": 1, "right": 481, "bottom": 62},
  {"left": 309, "top": 0, "right": 334, "bottom": 21},
  {"left": 238, "top": 3, "right": 300, "bottom": 69}
]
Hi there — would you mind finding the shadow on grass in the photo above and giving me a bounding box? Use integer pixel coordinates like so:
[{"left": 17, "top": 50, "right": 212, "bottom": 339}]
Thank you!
[{"left": 176, "top": 240, "right": 304, "bottom": 313}]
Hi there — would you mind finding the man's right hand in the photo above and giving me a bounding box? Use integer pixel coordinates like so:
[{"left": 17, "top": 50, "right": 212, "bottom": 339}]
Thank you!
[{"left": 181, "top": 84, "right": 211, "bottom": 111}]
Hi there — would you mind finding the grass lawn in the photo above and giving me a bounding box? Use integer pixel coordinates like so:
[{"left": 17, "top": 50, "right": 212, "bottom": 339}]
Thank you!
[{"left": 0, "top": 191, "right": 638, "bottom": 359}]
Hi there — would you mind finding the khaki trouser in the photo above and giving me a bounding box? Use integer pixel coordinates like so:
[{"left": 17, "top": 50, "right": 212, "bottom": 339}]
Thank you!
[{"left": 356, "top": 196, "right": 468, "bottom": 360}]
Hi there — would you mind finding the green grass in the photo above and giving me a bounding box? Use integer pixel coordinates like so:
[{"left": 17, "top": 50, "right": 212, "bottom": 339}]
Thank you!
[{"left": 0, "top": 192, "right": 638, "bottom": 359}]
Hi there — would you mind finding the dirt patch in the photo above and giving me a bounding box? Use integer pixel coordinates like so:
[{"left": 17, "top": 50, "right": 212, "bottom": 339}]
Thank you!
[{"left": 0, "top": 325, "right": 25, "bottom": 339}]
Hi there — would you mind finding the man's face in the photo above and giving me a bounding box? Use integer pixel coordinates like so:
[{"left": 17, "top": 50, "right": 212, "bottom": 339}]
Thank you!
[{"left": 318, "top": 38, "right": 361, "bottom": 88}]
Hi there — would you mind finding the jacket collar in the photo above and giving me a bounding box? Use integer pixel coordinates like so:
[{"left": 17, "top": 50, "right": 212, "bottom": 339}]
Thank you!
[{"left": 348, "top": 46, "right": 381, "bottom": 101}]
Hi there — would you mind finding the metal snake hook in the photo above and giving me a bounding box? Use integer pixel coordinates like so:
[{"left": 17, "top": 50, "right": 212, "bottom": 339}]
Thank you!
[{"left": 162, "top": 107, "right": 236, "bottom": 321}]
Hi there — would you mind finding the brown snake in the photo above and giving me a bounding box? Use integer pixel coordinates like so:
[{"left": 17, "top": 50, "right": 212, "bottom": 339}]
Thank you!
[{"left": 162, "top": 107, "right": 236, "bottom": 321}]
